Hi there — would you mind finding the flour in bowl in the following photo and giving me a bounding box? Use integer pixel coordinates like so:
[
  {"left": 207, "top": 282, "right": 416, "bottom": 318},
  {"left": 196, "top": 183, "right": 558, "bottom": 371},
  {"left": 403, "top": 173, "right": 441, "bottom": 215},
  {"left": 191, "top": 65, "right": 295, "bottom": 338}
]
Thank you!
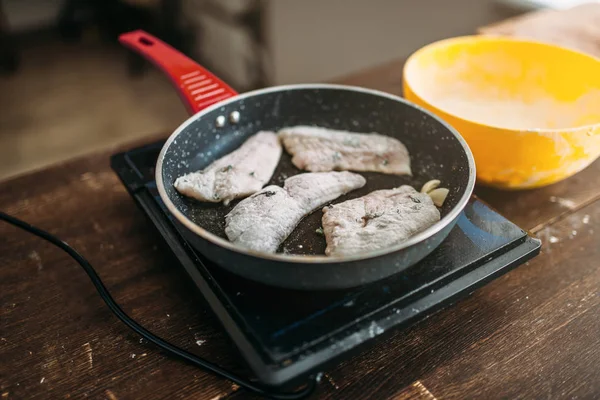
[{"left": 433, "top": 91, "right": 600, "bottom": 130}]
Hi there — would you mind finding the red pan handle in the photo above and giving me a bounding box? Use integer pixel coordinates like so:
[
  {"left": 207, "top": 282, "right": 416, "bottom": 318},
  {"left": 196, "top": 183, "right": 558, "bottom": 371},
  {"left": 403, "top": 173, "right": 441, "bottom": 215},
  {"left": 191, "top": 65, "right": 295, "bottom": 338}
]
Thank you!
[{"left": 118, "top": 30, "right": 238, "bottom": 115}]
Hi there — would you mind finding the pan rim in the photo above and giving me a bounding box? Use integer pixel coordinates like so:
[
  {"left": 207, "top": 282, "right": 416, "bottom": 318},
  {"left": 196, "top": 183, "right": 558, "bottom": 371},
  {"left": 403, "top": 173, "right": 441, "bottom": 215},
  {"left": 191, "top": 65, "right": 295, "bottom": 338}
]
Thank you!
[{"left": 155, "top": 83, "right": 476, "bottom": 264}]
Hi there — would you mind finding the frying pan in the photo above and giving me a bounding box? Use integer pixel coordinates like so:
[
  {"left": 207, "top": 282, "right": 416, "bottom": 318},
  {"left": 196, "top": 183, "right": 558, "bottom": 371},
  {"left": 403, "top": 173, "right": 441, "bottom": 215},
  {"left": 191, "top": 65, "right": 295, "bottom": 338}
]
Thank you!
[{"left": 119, "top": 30, "right": 476, "bottom": 290}]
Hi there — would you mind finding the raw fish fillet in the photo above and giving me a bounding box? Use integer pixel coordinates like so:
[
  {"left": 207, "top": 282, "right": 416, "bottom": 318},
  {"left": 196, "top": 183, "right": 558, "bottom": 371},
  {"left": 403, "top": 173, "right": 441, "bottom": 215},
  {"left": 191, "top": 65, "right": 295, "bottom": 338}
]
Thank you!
[
  {"left": 279, "top": 126, "right": 411, "bottom": 175},
  {"left": 174, "top": 131, "right": 282, "bottom": 205},
  {"left": 322, "top": 185, "right": 440, "bottom": 257},
  {"left": 225, "top": 171, "right": 366, "bottom": 253}
]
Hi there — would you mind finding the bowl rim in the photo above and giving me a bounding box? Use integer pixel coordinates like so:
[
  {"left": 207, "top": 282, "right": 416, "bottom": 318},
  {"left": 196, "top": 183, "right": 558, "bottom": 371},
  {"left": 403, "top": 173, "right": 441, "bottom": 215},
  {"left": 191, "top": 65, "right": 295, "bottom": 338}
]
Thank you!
[{"left": 403, "top": 35, "right": 600, "bottom": 134}]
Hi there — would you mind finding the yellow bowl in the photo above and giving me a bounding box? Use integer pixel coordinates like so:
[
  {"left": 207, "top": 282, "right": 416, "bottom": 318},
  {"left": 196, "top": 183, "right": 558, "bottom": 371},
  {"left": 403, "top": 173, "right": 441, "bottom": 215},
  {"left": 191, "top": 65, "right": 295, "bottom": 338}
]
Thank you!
[{"left": 403, "top": 35, "right": 600, "bottom": 189}]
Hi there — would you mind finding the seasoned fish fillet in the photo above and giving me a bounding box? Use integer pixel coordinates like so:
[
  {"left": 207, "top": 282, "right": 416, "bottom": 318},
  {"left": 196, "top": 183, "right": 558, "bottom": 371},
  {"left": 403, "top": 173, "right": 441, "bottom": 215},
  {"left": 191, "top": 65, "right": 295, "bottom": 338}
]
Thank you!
[
  {"left": 225, "top": 171, "right": 366, "bottom": 253},
  {"left": 278, "top": 126, "right": 412, "bottom": 175},
  {"left": 322, "top": 185, "right": 440, "bottom": 257},
  {"left": 174, "top": 131, "right": 282, "bottom": 205}
]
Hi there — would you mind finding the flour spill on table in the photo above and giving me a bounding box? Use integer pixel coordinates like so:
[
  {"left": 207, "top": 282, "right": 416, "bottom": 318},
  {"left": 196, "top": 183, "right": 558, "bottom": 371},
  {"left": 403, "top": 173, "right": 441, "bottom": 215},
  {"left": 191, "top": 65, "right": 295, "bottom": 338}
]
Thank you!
[
  {"left": 538, "top": 225, "right": 561, "bottom": 249},
  {"left": 564, "top": 213, "right": 596, "bottom": 235},
  {"left": 194, "top": 332, "right": 207, "bottom": 346},
  {"left": 549, "top": 196, "right": 576, "bottom": 209},
  {"left": 28, "top": 251, "right": 43, "bottom": 271}
]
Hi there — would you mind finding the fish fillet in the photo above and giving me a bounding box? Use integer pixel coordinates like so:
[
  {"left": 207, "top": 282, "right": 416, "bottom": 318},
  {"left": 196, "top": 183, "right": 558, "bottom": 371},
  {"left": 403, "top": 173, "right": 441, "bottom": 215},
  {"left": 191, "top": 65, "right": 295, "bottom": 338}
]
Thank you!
[
  {"left": 225, "top": 171, "right": 366, "bottom": 253},
  {"left": 322, "top": 185, "right": 440, "bottom": 257},
  {"left": 278, "top": 126, "right": 412, "bottom": 175},
  {"left": 174, "top": 131, "right": 282, "bottom": 205}
]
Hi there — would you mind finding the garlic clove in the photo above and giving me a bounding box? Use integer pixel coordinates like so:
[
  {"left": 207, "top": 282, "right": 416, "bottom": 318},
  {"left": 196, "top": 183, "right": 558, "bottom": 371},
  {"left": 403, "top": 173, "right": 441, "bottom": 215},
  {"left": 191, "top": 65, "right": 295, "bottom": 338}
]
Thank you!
[
  {"left": 421, "top": 179, "right": 441, "bottom": 194},
  {"left": 428, "top": 188, "right": 449, "bottom": 207}
]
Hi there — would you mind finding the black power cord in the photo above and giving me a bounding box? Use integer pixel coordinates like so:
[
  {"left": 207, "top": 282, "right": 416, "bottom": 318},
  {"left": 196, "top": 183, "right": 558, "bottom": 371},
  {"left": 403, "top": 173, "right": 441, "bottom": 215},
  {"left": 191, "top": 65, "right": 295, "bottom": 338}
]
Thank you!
[{"left": 0, "top": 211, "right": 319, "bottom": 399}]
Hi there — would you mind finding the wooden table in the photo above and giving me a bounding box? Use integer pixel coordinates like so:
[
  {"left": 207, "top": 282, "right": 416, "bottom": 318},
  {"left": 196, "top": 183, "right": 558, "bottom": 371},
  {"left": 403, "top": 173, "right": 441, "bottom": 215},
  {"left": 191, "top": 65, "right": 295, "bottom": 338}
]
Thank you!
[{"left": 3, "top": 19, "right": 600, "bottom": 400}]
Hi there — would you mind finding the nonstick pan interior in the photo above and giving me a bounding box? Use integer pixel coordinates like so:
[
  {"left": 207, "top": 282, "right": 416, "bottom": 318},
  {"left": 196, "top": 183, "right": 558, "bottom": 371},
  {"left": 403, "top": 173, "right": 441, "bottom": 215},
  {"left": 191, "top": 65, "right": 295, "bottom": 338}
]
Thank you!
[{"left": 159, "top": 85, "right": 473, "bottom": 258}]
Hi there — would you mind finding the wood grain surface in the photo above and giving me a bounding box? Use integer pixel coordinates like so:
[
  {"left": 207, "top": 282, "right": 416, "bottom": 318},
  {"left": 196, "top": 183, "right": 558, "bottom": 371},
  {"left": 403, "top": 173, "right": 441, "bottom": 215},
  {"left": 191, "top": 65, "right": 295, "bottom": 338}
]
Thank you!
[
  {"left": 3, "top": 10, "right": 600, "bottom": 399},
  {"left": 2, "top": 110, "right": 599, "bottom": 400},
  {"left": 1, "top": 147, "right": 243, "bottom": 400}
]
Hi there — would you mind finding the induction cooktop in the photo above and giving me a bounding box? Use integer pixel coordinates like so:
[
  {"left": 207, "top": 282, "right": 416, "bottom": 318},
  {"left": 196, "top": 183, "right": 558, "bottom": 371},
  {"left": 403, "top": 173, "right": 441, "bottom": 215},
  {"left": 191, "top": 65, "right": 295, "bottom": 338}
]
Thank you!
[{"left": 111, "top": 140, "right": 541, "bottom": 388}]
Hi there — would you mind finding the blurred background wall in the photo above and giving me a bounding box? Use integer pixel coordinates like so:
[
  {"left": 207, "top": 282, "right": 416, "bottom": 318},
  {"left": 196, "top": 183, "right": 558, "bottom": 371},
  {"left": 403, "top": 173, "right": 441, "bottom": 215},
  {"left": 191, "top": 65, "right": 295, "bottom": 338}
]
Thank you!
[
  {"left": 0, "top": 0, "right": 564, "bottom": 179},
  {"left": 3, "top": 0, "right": 531, "bottom": 88}
]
